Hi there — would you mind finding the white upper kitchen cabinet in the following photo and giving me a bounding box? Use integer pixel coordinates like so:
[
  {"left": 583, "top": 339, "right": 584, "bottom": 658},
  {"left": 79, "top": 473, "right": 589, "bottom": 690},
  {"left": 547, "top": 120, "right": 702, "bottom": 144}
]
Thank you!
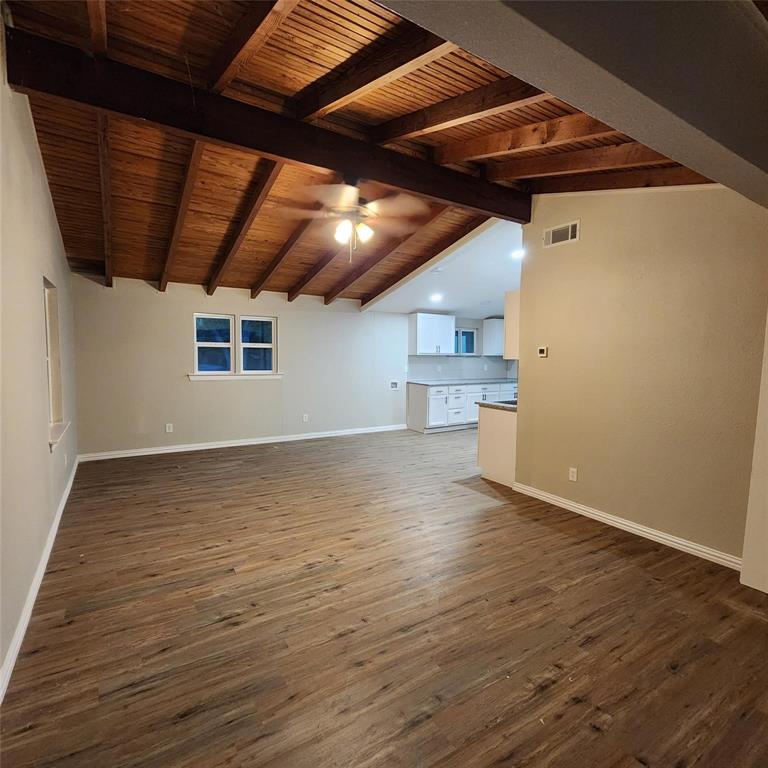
[
  {"left": 481, "top": 318, "right": 504, "bottom": 356},
  {"left": 408, "top": 313, "right": 456, "bottom": 355},
  {"left": 503, "top": 291, "right": 520, "bottom": 360}
]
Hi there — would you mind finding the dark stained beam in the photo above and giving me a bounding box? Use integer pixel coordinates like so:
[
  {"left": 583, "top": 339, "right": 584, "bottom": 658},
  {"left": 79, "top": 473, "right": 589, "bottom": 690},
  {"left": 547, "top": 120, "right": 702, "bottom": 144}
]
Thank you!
[
  {"left": 286, "top": 248, "right": 344, "bottom": 302},
  {"left": 5, "top": 28, "right": 530, "bottom": 223},
  {"left": 292, "top": 27, "right": 456, "bottom": 120},
  {"left": 530, "top": 166, "right": 711, "bottom": 194},
  {"left": 250, "top": 216, "right": 317, "bottom": 299},
  {"left": 208, "top": 0, "right": 299, "bottom": 93},
  {"left": 371, "top": 76, "right": 550, "bottom": 144},
  {"left": 361, "top": 215, "right": 488, "bottom": 309},
  {"left": 488, "top": 141, "right": 669, "bottom": 181},
  {"left": 85, "top": 0, "right": 107, "bottom": 56},
  {"left": 324, "top": 207, "right": 448, "bottom": 304},
  {"left": 159, "top": 140, "right": 204, "bottom": 292},
  {"left": 207, "top": 160, "right": 283, "bottom": 295},
  {"left": 95, "top": 111, "right": 112, "bottom": 287},
  {"left": 435, "top": 113, "right": 621, "bottom": 165}
]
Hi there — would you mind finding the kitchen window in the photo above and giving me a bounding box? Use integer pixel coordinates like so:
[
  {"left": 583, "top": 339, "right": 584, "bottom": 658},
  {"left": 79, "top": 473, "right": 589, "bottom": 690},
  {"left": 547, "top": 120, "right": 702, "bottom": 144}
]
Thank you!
[
  {"left": 194, "top": 313, "right": 234, "bottom": 373},
  {"left": 454, "top": 328, "right": 477, "bottom": 355},
  {"left": 240, "top": 316, "right": 276, "bottom": 374}
]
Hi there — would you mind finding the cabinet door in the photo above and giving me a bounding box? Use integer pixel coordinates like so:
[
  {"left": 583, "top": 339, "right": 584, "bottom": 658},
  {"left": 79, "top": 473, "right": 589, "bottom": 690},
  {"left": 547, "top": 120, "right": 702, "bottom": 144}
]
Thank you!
[
  {"left": 435, "top": 314, "right": 456, "bottom": 355},
  {"left": 482, "top": 319, "right": 504, "bottom": 356},
  {"left": 467, "top": 398, "right": 479, "bottom": 422},
  {"left": 428, "top": 395, "right": 448, "bottom": 427}
]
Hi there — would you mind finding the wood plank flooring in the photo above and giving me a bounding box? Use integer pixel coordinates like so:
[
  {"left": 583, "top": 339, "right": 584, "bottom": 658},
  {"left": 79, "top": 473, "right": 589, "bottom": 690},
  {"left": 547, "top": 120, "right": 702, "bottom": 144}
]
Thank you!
[{"left": 2, "top": 429, "right": 767, "bottom": 767}]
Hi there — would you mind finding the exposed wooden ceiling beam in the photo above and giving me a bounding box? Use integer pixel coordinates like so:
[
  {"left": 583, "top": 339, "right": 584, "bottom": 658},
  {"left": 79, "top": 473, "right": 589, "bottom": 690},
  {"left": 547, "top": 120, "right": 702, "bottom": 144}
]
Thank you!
[
  {"left": 371, "top": 76, "right": 550, "bottom": 144},
  {"left": 324, "top": 208, "right": 448, "bottom": 304},
  {"left": 159, "top": 140, "right": 204, "bottom": 292},
  {"left": 488, "top": 142, "right": 669, "bottom": 181},
  {"left": 5, "top": 28, "right": 530, "bottom": 223},
  {"left": 361, "top": 215, "right": 488, "bottom": 309},
  {"left": 208, "top": 0, "right": 299, "bottom": 93},
  {"left": 85, "top": 0, "right": 107, "bottom": 56},
  {"left": 95, "top": 111, "right": 112, "bottom": 287},
  {"left": 250, "top": 216, "right": 317, "bottom": 299},
  {"left": 292, "top": 28, "right": 457, "bottom": 121},
  {"left": 435, "top": 113, "right": 621, "bottom": 165},
  {"left": 530, "top": 166, "right": 711, "bottom": 194},
  {"left": 286, "top": 248, "right": 344, "bottom": 302},
  {"left": 207, "top": 160, "right": 283, "bottom": 295}
]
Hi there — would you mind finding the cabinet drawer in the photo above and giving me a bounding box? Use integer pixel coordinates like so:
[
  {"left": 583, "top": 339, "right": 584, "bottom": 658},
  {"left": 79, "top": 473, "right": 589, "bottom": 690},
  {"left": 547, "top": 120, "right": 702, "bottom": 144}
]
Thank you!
[
  {"left": 447, "top": 408, "right": 466, "bottom": 424},
  {"left": 428, "top": 386, "right": 448, "bottom": 396},
  {"left": 467, "top": 383, "right": 500, "bottom": 394},
  {"left": 448, "top": 385, "right": 467, "bottom": 394},
  {"left": 500, "top": 383, "right": 517, "bottom": 394},
  {"left": 448, "top": 393, "right": 466, "bottom": 408}
]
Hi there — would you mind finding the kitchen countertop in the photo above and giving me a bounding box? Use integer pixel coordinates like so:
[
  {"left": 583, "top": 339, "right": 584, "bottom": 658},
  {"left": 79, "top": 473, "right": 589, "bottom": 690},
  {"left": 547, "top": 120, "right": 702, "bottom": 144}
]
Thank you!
[
  {"left": 407, "top": 378, "right": 517, "bottom": 387},
  {"left": 478, "top": 401, "right": 518, "bottom": 412}
]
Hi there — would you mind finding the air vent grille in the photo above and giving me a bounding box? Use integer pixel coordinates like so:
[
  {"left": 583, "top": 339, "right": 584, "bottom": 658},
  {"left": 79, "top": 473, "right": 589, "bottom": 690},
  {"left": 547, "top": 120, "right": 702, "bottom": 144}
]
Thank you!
[{"left": 544, "top": 220, "right": 580, "bottom": 248}]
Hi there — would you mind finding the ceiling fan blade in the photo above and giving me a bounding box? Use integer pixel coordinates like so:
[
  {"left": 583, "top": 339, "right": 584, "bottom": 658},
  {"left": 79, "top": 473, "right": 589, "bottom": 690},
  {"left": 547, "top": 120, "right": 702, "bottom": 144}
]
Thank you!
[
  {"left": 279, "top": 206, "right": 329, "bottom": 220},
  {"left": 300, "top": 183, "right": 359, "bottom": 210},
  {"left": 373, "top": 218, "right": 421, "bottom": 237},
  {"left": 366, "top": 193, "right": 430, "bottom": 218}
]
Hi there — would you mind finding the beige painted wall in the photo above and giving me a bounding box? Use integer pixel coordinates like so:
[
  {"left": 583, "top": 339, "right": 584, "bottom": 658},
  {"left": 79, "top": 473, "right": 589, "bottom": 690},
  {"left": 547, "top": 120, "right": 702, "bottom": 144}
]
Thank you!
[
  {"left": 1, "top": 54, "right": 79, "bottom": 668},
  {"left": 517, "top": 186, "right": 768, "bottom": 557},
  {"left": 73, "top": 276, "right": 408, "bottom": 454}
]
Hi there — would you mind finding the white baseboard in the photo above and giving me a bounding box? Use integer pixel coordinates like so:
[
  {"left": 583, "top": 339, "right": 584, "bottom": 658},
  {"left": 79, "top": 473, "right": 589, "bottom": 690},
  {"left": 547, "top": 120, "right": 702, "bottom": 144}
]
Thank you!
[
  {"left": 78, "top": 423, "right": 408, "bottom": 462},
  {"left": 0, "top": 457, "right": 80, "bottom": 704},
  {"left": 511, "top": 482, "right": 742, "bottom": 571}
]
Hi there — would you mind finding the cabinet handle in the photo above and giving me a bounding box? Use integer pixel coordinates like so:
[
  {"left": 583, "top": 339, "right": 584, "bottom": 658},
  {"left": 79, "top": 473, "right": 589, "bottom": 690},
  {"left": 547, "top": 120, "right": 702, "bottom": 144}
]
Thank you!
[{"left": 444, "top": 396, "right": 447, "bottom": 404}]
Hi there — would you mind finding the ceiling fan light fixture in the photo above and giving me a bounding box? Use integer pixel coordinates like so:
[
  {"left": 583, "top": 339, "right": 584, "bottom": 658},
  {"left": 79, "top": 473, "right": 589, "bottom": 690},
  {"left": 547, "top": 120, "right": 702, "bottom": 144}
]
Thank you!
[
  {"left": 334, "top": 218, "right": 353, "bottom": 244},
  {"left": 356, "top": 221, "right": 374, "bottom": 243}
]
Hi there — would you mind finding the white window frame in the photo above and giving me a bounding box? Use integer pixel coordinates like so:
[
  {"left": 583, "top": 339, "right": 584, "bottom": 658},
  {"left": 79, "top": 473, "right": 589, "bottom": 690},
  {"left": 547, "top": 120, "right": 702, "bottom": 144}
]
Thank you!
[
  {"left": 454, "top": 327, "right": 478, "bottom": 356},
  {"left": 239, "top": 316, "right": 277, "bottom": 375},
  {"left": 193, "top": 313, "right": 234, "bottom": 374}
]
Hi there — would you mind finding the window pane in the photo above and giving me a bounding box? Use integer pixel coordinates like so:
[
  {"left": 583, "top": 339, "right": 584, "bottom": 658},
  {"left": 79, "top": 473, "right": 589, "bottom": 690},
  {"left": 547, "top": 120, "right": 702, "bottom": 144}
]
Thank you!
[
  {"left": 462, "top": 331, "right": 475, "bottom": 354},
  {"left": 196, "top": 316, "right": 230, "bottom": 343},
  {"left": 454, "top": 330, "right": 460, "bottom": 354},
  {"left": 197, "top": 346, "right": 231, "bottom": 372},
  {"left": 243, "top": 347, "right": 273, "bottom": 371},
  {"left": 242, "top": 319, "right": 272, "bottom": 344}
]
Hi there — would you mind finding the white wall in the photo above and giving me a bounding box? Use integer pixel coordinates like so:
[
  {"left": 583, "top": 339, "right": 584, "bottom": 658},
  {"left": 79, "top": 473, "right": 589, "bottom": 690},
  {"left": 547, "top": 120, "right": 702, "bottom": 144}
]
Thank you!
[
  {"left": 1, "top": 37, "right": 79, "bottom": 693},
  {"left": 516, "top": 186, "right": 768, "bottom": 559},
  {"left": 73, "top": 276, "right": 408, "bottom": 455}
]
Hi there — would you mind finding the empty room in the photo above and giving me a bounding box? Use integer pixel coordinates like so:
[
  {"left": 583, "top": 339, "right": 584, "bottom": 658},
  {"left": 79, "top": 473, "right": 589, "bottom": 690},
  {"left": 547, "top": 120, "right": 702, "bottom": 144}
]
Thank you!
[{"left": 1, "top": 1, "right": 767, "bottom": 766}]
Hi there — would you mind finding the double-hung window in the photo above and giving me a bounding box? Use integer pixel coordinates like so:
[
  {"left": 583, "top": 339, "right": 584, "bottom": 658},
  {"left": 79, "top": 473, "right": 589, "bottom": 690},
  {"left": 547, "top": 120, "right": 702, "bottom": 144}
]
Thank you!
[
  {"left": 194, "top": 314, "right": 234, "bottom": 373},
  {"left": 240, "top": 316, "right": 276, "bottom": 374}
]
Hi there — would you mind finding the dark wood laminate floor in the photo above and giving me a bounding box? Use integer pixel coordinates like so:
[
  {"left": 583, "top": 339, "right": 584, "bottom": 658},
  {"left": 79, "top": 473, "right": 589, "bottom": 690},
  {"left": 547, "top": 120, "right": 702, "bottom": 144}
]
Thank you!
[{"left": 2, "top": 429, "right": 768, "bottom": 767}]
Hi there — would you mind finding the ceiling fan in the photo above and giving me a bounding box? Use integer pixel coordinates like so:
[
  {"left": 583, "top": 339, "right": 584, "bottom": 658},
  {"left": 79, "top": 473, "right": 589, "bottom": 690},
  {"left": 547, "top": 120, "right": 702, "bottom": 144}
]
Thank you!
[{"left": 284, "top": 182, "right": 430, "bottom": 260}]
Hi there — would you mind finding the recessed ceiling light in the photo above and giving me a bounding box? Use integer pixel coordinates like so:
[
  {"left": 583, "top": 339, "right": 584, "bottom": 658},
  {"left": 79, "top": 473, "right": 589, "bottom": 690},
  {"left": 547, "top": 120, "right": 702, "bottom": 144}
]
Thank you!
[
  {"left": 431, "top": 267, "right": 444, "bottom": 273},
  {"left": 430, "top": 293, "right": 443, "bottom": 302},
  {"left": 511, "top": 248, "right": 525, "bottom": 259}
]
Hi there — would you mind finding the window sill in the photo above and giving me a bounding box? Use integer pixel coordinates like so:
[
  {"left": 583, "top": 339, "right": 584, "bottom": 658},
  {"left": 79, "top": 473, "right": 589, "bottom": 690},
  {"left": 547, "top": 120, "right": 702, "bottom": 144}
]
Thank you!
[
  {"left": 188, "top": 373, "right": 284, "bottom": 381},
  {"left": 49, "top": 420, "right": 71, "bottom": 451}
]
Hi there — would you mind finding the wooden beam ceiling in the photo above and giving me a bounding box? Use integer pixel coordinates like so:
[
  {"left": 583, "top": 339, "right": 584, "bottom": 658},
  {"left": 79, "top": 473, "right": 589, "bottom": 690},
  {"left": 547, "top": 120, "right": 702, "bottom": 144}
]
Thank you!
[
  {"left": 530, "top": 166, "right": 711, "bottom": 194},
  {"left": 292, "top": 28, "right": 457, "bottom": 121},
  {"left": 206, "top": 160, "right": 284, "bottom": 295},
  {"left": 208, "top": 0, "right": 299, "bottom": 93},
  {"left": 95, "top": 111, "right": 112, "bottom": 287},
  {"left": 371, "top": 76, "right": 550, "bottom": 144},
  {"left": 250, "top": 216, "right": 318, "bottom": 299},
  {"left": 159, "top": 140, "right": 204, "bottom": 292},
  {"left": 5, "top": 28, "right": 531, "bottom": 223},
  {"left": 435, "top": 113, "right": 621, "bottom": 165},
  {"left": 324, "top": 208, "right": 448, "bottom": 304},
  {"left": 362, "top": 215, "right": 489, "bottom": 308},
  {"left": 488, "top": 142, "right": 669, "bottom": 181},
  {"left": 85, "top": 0, "right": 107, "bottom": 55},
  {"left": 287, "top": 248, "right": 344, "bottom": 302}
]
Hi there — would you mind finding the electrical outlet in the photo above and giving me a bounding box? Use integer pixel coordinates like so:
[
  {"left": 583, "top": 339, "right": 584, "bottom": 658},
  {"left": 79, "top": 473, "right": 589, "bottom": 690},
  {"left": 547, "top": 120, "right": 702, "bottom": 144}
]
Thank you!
[
  {"left": 437, "top": 364, "right": 442, "bottom": 372},
  {"left": 483, "top": 363, "right": 488, "bottom": 371},
  {"left": 538, "top": 346, "right": 549, "bottom": 358},
  {"left": 302, "top": 414, "right": 309, "bottom": 423},
  {"left": 165, "top": 423, "right": 174, "bottom": 433},
  {"left": 389, "top": 380, "right": 400, "bottom": 390},
  {"left": 568, "top": 467, "right": 578, "bottom": 482}
]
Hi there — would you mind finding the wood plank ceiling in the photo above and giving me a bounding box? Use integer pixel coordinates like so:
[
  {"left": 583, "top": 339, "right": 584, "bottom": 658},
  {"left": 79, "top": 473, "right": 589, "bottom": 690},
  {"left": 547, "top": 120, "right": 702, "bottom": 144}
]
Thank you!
[{"left": 6, "top": 0, "right": 710, "bottom": 302}]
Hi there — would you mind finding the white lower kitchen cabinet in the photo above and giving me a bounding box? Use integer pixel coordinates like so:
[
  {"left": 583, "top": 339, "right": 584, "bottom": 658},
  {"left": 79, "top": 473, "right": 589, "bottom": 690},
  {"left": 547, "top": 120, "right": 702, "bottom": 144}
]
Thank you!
[{"left": 407, "top": 381, "right": 517, "bottom": 433}]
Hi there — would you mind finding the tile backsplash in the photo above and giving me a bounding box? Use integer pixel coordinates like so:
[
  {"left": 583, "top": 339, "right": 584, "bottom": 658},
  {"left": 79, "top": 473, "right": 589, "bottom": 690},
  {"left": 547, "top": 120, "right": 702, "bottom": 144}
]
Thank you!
[{"left": 408, "top": 355, "right": 517, "bottom": 381}]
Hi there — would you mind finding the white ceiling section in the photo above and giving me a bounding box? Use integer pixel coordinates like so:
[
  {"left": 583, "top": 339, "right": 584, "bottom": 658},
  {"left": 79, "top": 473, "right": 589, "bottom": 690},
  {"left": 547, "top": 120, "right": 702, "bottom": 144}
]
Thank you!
[{"left": 373, "top": 220, "right": 522, "bottom": 318}]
